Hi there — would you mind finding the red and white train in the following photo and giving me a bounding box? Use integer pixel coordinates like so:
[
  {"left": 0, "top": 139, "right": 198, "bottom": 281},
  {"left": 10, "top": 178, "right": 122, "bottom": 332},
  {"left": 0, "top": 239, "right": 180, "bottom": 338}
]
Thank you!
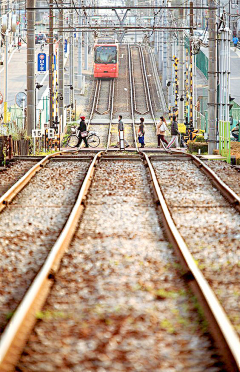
[{"left": 93, "top": 38, "right": 119, "bottom": 78}]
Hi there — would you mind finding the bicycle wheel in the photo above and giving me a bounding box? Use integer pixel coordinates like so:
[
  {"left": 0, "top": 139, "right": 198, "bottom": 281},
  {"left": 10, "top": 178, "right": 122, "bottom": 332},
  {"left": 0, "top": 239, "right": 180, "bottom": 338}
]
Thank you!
[
  {"left": 67, "top": 135, "right": 79, "bottom": 148},
  {"left": 87, "top": 134, "right": 100, "bottom": 148}
]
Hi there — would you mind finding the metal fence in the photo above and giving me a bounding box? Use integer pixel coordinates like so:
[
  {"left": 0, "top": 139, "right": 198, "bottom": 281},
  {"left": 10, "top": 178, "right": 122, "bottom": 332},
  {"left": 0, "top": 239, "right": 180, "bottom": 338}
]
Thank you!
[
  {"left": 219, "top": 120, "right": 231, "bottom": 163},
  {"left": 232, "top": 107, "right": 240, "bottom": 128},
  {"left": 195, "top": 110, "right": 207, "bottom": 131}
]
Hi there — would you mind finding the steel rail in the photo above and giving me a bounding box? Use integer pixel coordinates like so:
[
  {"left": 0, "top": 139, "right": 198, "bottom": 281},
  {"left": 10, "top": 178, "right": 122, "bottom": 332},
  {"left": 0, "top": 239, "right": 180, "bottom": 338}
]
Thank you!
[
  {"left": 81, "top": 79, "right": 99, "bottom": 150},
  {"left": 139, "top": 45, "right": 155, "bottom": 124},
  {"left": 106, "top": 79, "right": 115, "bottom": 151},
  {"left": 130, "top": 45, "right": 149, "bottom": 116},
  {"left": 140, "top": 45, "right": 172, "bottom": 153},
  {"left": 87, "top": 79, "right": 99, "bottom": 127},
  {"left": 95, "top": 79, "right": 112, "bottom": 115},
  {"left": 148, "top": 46, "right": 168, "bottom": 113},
  {"left": 0, "top": 151, "right": 103, "bottom": 372},
  {"left": 143, "top": 152, "right": 240, "bottom": 372},
  {"left": 127, "top": 44, "right": 138, "bottom": 151},
  {"left": 0, "top": 150, "right": 76, "bottom": 213},
  {"left": 189, "top": 154, "right": 240, "bottom": 212}
]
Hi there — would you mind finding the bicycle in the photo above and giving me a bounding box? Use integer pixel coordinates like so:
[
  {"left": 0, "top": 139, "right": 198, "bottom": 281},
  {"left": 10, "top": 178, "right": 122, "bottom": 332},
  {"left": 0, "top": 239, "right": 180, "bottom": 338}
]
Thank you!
[{"left": 67, "top": 127, "right": 100, "bottom": 148}]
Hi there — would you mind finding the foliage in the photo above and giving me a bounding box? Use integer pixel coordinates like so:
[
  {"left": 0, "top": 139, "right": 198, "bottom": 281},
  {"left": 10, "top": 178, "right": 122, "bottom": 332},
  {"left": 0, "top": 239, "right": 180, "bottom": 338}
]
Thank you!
[
  {"left": 194, "top": 135, "right": 205, "bottom": 142},
  {"left": 188, "top": 141, "right": 208, "bottom": 154},
  {"left": 61, "top": 123, "right": 78, "bottom": 147}
]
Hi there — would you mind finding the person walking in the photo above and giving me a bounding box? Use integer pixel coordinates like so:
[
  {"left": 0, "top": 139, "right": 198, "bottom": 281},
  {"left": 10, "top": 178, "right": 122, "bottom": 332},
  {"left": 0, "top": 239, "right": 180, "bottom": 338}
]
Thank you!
[
  {"left": 167, "top": 115, "right": 180, "bottom": 148},
  {"left": 138, "top": 117, "right": 145, "bottom": 148},
  {"left": 156, "top": 116, "right": 168, "bottom": 148},
  {"left": 233, "top": 35, "right": 239, "bottom": 52},
  {"left": 77, "top": 116, "right": 89, "bottom": 148},
  {"left": 117, "top": 115, "right": 129, "bottom": 148}
]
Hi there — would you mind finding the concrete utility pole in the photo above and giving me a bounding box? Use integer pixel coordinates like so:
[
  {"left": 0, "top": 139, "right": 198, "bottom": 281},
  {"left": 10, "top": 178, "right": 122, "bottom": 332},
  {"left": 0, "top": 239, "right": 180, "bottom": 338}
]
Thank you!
[
  {"left": 26, "top": 0, "right": 36, "bottom": 136},
  {"left": 167, "top": 6, "right": 173, "bottom": 110},
  {"left": 77, "top": 6, "right": 83, "bottom": 91},
  {"left": 159, "top": 0, "right": 163, "bottom": 71},
  {"left": 49, "top": 0, "right": 54, "bottom": 128},
  {"left": 189, "top": 1, "right": 194, "bottom": 126},
  {"left": 208, "top": 0, "right": 217, "bottom": 154},
  {"left": 162, "top": 0, "right": 167, "bottom": 87},
  {"left": 84, "top": 0, "right": 88, "bottom": 70},
  {"left": 58, "top": 0, "right": 64, "bottom": 131},
  {"left": 69, "top": 2, "right": 74, "bottom": 107},
  {"left": 3, "top": 29, "right": 8, "bottom": 124},
  {"left": 178, "top": 7, "right": 185, "bottom": 125}
]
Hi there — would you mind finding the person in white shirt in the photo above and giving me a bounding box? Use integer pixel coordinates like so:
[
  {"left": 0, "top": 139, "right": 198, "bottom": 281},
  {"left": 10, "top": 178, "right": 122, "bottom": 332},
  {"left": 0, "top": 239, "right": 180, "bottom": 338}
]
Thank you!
[{"left": 156, "top": 116, "right": 168, "bottom": 148}]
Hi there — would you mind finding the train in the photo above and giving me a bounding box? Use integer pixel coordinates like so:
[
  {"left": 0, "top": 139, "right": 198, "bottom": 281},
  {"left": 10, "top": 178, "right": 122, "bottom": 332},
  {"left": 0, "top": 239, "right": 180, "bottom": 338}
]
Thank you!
[{"left": 93, "top": 38, "right": 119, "bottom": 79}]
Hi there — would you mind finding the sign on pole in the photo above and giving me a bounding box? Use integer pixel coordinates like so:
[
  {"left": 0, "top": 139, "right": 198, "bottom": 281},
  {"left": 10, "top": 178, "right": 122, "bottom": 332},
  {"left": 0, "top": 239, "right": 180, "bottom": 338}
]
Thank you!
[
  {"left": 64, "top": 39, "right": 68, "bottom": 53},
  {"left": 37, "top": 53, "right": 47, "bottom": 73},
  {"left": 48, "top": 128, "right": 55, "bottom": 138},
  {"left": 32, "top": 129, "right": 42, "bottom": 137}
]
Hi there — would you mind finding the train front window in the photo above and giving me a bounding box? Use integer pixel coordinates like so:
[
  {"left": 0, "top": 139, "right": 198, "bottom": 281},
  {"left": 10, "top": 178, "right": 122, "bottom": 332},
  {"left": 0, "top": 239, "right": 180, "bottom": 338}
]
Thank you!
[{"left": 94, "top": 46, "right": 117, "bottom": 64}]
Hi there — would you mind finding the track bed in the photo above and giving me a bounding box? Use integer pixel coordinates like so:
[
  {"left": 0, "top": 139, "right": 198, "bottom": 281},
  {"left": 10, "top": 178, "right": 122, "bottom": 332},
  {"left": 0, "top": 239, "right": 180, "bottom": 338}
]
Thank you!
[
  {"left": 152, "top": 159, "right": 240, "bottom": 339},
  {"left": 16, "top": 159, "right": 222, "bottom": 371},
  {"left": 0, "top": 160, "right": 90, "bottom": 335},
  {"left": 0, "top": 161, "right": 37, "bottom": 197}
]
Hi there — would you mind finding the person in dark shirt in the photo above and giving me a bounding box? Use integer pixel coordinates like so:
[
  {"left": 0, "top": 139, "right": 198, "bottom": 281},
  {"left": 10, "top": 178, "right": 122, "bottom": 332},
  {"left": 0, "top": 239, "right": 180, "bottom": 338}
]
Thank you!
[
  {"left": 138, "top": 117, "right": 145, "bottom": 148},
  {"left": 77, "top": 116, "right": 89, "bottom": 148},
  {"left": 167, "top": 115, "right": 180, "bottom": 148},
  {"left": 117, "top": 115, "right": 129, "bottom": 148}
]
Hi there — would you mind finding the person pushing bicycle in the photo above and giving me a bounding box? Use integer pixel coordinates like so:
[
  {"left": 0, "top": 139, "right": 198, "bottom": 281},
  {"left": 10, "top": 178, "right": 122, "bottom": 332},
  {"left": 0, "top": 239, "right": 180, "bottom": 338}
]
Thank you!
[{"left": 77, "top": 116, "right": 89, "bottom": 148}]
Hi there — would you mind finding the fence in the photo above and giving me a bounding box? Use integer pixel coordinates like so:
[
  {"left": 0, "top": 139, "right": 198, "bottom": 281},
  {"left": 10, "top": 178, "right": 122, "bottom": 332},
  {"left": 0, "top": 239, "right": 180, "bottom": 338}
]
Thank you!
[
  {"left": 195, "top": 110, "right": 207, "bottom": 131},
  {"left": 218, "top": 120, "right": 231, "bottom": 163},
  {"left": 232, "top": 107, "right": 240, "bottom": 128},
  {"left": 0, "top": 136, "right": 30, "bottom": 164}
]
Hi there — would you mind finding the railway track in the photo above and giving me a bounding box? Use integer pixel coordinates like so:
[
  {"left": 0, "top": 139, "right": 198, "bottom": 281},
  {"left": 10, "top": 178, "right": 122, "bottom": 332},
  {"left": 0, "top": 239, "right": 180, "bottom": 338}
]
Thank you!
[
  {"left": 1, "top": 152, "right": 240, "bottom": 371},
  {"left": 129, "top": 45, "right": 150, "bottom": 119},
  {"left": 84, "top": 43, "right": 166, "bottom": 150},
  {"left": 129, "top": 44, "right": 163, "bottom": 148},
  {"left": 143, "top": 45, "right": 168, "bottom": 117},
  {"left": 0, "top": 150, "right": 92, "bottom": 334},
  {"left": 0, "top": 160, "right": 38, "bottom": 197},
  {"left": 86, "top": 79, "right": 115, "bottom": 149}
]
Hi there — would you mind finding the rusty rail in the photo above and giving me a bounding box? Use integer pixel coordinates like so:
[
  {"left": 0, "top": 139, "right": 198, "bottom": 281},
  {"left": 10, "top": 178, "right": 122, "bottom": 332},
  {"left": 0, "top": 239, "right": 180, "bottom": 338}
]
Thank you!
[
  {"left": 170, "top": 150, "right": 240, "bottom": 213},
  {"left": 0, "top": 150, "right": 77, "bottom": 213},
  {"left": 143, "top": 152, "right": 240, "bottom": 371},
  {"left": 0, "top": 151, "right": 103, "bottom": 372}
]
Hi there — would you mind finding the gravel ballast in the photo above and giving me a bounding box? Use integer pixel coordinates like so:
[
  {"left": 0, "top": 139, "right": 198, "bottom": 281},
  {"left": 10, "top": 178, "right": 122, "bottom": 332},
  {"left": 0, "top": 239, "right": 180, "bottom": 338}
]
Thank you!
[
  {"left": 152, "top": 159, "right": 240, "bottom": 339},
  {"left": 204, "top": 160, "right": 240, "bottom": 197},
  {"left": 0, "top": 160, "right": 90, "bottom": 334},
  {"left": 0, "top": 161, "right": 36, "bottom": 197},
  {"left": 17, "top": 160, "right": 222, "bottom": 372}
]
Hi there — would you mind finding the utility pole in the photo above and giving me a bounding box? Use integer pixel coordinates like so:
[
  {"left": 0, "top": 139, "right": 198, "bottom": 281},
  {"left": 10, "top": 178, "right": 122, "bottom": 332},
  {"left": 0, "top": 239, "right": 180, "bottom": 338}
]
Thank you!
[
  {"left": 208, "top": 0, "right": 217, "bottom": 154},
  {"left": 26, "top": 0, "right": 36, "bottom": 136},
  {"left": 167, "top": 5, "right": 173, "bottom": 112},
  {"left": 84, "top": 0, "right": 88, "bottom": 70},
  {"left": 69, "top": 1, "right": 74, "bottom": 108},
  {"left": 134, "top": 0, "right": 137, "bottom": 43},
  {"left": 159, "top": 0, "right": 163, "bottom": 72},
  {"left": 77, "top": 4, "right": 83, "bottom": 91},
  {"left": 178, "top": 7, "right": 185, "bottom": 125},
  {"left": 58, "top": 0, "right": 64, "bottom": 132},
  {"left": 189, "top": 1, "right": 194, "bottom": 127},
  {"left": 154, "top": 0, "right": 158, "bottom": 56},
  {"left": 3, "top": 27, "right": 8, "bottom": 124},
  {"left": 162, "top": 0, "right": 167, "bottom": 87},
  {"left": 49, "top": 0, "right": 54, "bottom": 128}
]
